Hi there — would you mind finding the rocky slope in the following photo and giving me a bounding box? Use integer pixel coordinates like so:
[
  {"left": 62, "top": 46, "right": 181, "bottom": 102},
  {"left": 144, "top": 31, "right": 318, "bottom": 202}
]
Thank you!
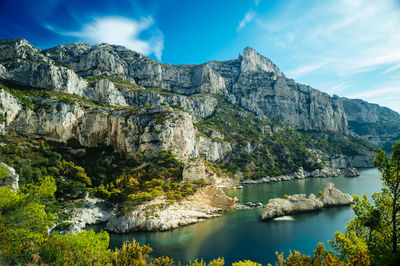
[
  {"left": 261, "top": 182, "right": 353, "bottom": 220},
  {"left": 106, "top": 185, "right": 236, "bottom": 232},
  {"left": 0, "top": 162, "right": 19, "bottom": 191},
  {"left": 0, "top": 38, "right": 395, "bottom": 231},
  {"left": 342, "top": 97, "right": 400, "bottom": 153}
]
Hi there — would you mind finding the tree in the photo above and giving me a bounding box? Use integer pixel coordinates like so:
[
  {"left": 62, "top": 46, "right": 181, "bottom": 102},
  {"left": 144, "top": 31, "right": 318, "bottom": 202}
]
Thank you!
[
  {"left": 374, "top": 141, "right": 400, "bottom": 253},
  {"left": 329, "top": 141, "right": 400, "bottom": 264}
]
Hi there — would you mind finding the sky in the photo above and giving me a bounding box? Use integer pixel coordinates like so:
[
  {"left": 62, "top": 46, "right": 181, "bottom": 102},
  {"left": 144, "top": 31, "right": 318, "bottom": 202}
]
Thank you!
[{"left": 0, "top": 0, "right": 399, "bottom": 113}]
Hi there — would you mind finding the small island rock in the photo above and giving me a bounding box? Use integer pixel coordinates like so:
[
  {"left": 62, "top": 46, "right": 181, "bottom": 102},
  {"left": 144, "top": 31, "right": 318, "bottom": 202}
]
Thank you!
[
  {"left": 261, "top": 182, "right": 353, "bottom": 220},
  {"left": 344, "top": 167, "right": 360, "bottom": 177}
]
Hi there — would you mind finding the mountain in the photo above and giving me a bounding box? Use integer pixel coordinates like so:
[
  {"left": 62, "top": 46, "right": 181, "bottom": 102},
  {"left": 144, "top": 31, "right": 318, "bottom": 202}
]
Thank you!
[
  {"left": 1, "top": 38, "right": 399, "bottom": 230},
  {"left": 342, "top": 97, "right": 400, "bottom": 153}
]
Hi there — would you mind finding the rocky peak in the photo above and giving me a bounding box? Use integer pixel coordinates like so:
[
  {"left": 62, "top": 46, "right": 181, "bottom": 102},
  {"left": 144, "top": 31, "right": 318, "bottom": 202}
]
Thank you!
[
  {"left": 240, "top": 47, "right": 283, "bottom": 76},
  {"left": 0, "top": 38, "right": 50, "bottom": 64}
]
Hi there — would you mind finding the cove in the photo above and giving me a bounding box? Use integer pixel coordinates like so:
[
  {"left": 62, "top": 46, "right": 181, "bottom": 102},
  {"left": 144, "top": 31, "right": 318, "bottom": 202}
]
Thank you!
[{"left": 102, "top": 168, "right": 383, "bottom": 264}]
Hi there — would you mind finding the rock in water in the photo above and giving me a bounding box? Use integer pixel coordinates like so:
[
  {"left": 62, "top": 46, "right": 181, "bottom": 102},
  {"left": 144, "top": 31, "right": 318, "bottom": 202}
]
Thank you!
[
  {"left": 344, "top": 167, "right": 360, "bottom": 177},
  {"left": 261, "top": 194, "right": 323, "bottom": 220},
  {"left": 320, "top": 182, "right": 353, "bottom": 206},
  {"left": 261, "top": 182, "right": 352, "bottom": 220}
]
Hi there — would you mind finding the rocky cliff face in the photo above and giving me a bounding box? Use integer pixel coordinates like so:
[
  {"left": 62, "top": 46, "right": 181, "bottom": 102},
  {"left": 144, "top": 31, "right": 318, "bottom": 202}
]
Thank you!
[
  {"left": 105, "top": 185, "right": 236, "bottom": 232},
  {"left": 1, "top": 38, "right": 391, "bottom": 231},
  {"left": 342, "top": 97, "right": 400, "bottom": 152},
  {"left": 40, "top": 41, "right": 348, "bottom": 133},
  {"left": 0, "top": 38, "right": 388, "bottom": 177}
]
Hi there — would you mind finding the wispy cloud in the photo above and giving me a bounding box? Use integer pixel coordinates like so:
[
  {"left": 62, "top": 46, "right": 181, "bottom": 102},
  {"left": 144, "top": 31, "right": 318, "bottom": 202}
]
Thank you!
[
  {"left": 286, "top": 60, "right": 331, "bottom": 78},
  {"left": 346, "top": 87, "right": 400, "bottom": 100},
  {"left": 324, "top": 83, "right": 348, "bottom": 95},
  {"left": 382, "top": 63, "right": 400, "bottom": 74},
  {"left": 255, "top": 0, "right": 261, "bottom": 6},
  {"left": 251, "top": 0, "right": 400, "bottom": 111},
  {"left": 56, "top": 16, "right": 164, "bottom": 60},
  {"left": 237, "top": 10, "right": 256, "bottom": 31}
]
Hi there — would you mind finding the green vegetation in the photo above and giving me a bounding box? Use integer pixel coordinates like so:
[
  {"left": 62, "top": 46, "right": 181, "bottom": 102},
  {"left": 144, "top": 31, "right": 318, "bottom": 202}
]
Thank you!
[
  {"left": 195, "top": 97, "right": 376, "bottom": 179},
  {"left": 328, "top": 141, "right": 400, "bottom": 264},
  {"left": 0, "top": 166, "right": 9, "bottom": 179},
  {"left": 0, "top": 133, "right": 200, "bottom": 211},
  {"left": 0, "top": 82, "right": 97, "bottom": 109},
  {"left": 84, "top": 75, "right": 143, "bottom": 91},
  {"left": 0, "top": 181, "right": 370, "bottom": 265}
]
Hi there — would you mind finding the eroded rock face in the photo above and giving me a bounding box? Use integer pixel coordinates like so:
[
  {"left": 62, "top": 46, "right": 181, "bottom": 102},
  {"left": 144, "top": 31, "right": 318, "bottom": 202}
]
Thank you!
[
  {"left": 320, "top": 182, "right": 353, "bottom": 206},
  {"left": 0, "top": 162, "right": 19, "bottom": 191},
  {"left": 261, "top": 182, "right": 353, "bottom": 220},
  {"left": 106, "top": 185, "right": 236, "bottom": 232},
  {"left": 261, "top": 194, "right": 323, "bottom": 220},
  {"left": 86, "top": 79, "right": 128, "bottom": 106},
  {"left": 66, "top": 197, "right": 115, "bottom": 231},
  {"left": 0, "top": 39, "right": 349, "bottom": 133},
  {"left": 344, "top": 167, "right": 360, "bottom": 177},
  {"left": 342, "top": 97, "right": 400, "bottom": 152}
]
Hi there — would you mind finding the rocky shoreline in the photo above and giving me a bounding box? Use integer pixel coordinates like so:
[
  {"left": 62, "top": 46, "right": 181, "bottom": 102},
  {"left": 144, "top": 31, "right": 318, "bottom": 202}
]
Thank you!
[
  {"left": 241, "top": 166, "right": 341, "bottom": 184},
  {"left": 260, "top": 182, "right": 353, "bottom": 220},
  {"left": 60, "top": 185, "right": 236, "bottom": 233}
]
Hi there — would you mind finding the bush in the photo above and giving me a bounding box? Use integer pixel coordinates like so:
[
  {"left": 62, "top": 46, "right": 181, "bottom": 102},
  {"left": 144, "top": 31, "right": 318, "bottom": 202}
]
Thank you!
[{"left": 0, "top": 166, "right": 9, "bottom": 179}]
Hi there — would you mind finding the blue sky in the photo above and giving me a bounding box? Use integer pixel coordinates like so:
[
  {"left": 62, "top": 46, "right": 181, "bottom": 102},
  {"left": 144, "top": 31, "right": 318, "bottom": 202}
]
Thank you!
[{"left": 1, "top": 0, "right": 400, "bottom": 112}]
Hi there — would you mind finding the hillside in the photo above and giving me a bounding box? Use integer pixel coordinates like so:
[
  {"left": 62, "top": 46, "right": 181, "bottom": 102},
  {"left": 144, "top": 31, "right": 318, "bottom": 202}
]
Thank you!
[{"left": 0, "top": 38, "right": 397, "bottom": 232}]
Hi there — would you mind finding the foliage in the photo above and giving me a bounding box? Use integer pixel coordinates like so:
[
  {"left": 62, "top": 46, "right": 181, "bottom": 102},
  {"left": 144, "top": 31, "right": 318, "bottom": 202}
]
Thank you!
[
  {"left": 329, "top": 141, "right": 400, "bottom": 264},
  {"left": 276, "top": 242, "right": 370, "bottom": 266},
  {"left": 0, "top": 178, "right": 56, "bottom": 265},
  {"left": 0, "top": 165, "right": 9, "bottom": 179},
  {"left": 195, "top": 97, "right": 375, "bottom": 179}
]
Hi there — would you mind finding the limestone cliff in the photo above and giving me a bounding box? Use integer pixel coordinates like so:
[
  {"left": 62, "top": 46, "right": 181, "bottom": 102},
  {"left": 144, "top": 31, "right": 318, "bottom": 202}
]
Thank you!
[
  {"left": 342, "top": 97, "right": 400, "bottom": 152},
  {"left": 0, "top": 38, "right": 389, "bottom": 180}
]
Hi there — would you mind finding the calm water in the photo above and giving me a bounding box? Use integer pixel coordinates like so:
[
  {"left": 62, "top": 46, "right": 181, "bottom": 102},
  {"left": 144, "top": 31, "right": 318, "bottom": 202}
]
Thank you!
[{"left": 104, "top": 168, "right": 383, "bottom": 264}]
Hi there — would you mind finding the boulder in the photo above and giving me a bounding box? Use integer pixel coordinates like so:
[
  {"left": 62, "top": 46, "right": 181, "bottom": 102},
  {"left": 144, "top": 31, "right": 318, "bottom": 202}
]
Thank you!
[
  {"left": 0, "top": 162, "right": 19, "bottom": 191},
  {"left": 320, "top": 182, "right": 353, "bottom": 206},
  {"left": 344, "top": 166, "right": 360, "bottom": 177}
]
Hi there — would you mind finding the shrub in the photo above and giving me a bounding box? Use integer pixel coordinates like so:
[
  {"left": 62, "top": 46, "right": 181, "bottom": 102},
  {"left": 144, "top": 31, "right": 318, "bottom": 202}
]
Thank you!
[{"left": 0, "top": 166, "right": 9, "bottom": 179}]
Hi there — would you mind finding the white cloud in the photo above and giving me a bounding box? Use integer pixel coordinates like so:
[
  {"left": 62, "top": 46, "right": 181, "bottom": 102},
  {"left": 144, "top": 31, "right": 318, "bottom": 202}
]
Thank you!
[
  {"left": 251, "top": 0, "right": 400, "bottom": 110},
  {"left": 65, "top": 16, "right": 164, "bottom": 60},
  {"left": 286, "top": 60, "right": 331, "bottom": 78},
  {"left": 345, "top": 86, "right": 400, "bottom": 113},
  {"left": 324, "top": 83, "right": 348, "bottom": 95},
  {"left": 346, "top": 87, "right": 400, "bottom": 99},
  {"left": 237, "top": 10, "right": 256, "bottom": 31},
  {"left": 382, "top": 63, "right": 400, "bottom": 74}
]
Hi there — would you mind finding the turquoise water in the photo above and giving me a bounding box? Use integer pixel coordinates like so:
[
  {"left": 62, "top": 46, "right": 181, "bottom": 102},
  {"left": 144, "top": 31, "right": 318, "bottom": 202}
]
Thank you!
[{"left": 105, "top": 168, "right": 383, "bottom": 264}]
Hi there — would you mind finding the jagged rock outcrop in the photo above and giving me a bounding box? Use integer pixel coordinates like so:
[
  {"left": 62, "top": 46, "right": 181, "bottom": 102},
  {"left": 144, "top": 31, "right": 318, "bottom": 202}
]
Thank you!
[
  {"left": 106, "top": 185, "right": 236, "bottom": 232},
  {"left": 320, "top": 182, "right": 353, "bottom": 206},
  {"left": 344, "top": 166, "right": 360, "bottom": 177},
  {"left": 0, "top": 38, "right": 392, "bottom": 184},
  {"left": 67, "top": 197, "right": 115, "bottom": 231},
  {"left": 261, "top": 182, "right": 353, "bottom": 220},
  {"left": 86, "top": 79, "right": 128, "bottom": 106},
  {"left": 0, "top": 162, "right": 19, "bottom": 191}
]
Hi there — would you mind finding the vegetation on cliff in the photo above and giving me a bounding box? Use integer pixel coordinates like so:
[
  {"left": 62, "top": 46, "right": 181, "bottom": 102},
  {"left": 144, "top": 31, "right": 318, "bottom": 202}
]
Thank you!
[{"left": 195, "top": 97, "right": 375, "bottom": 179}]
